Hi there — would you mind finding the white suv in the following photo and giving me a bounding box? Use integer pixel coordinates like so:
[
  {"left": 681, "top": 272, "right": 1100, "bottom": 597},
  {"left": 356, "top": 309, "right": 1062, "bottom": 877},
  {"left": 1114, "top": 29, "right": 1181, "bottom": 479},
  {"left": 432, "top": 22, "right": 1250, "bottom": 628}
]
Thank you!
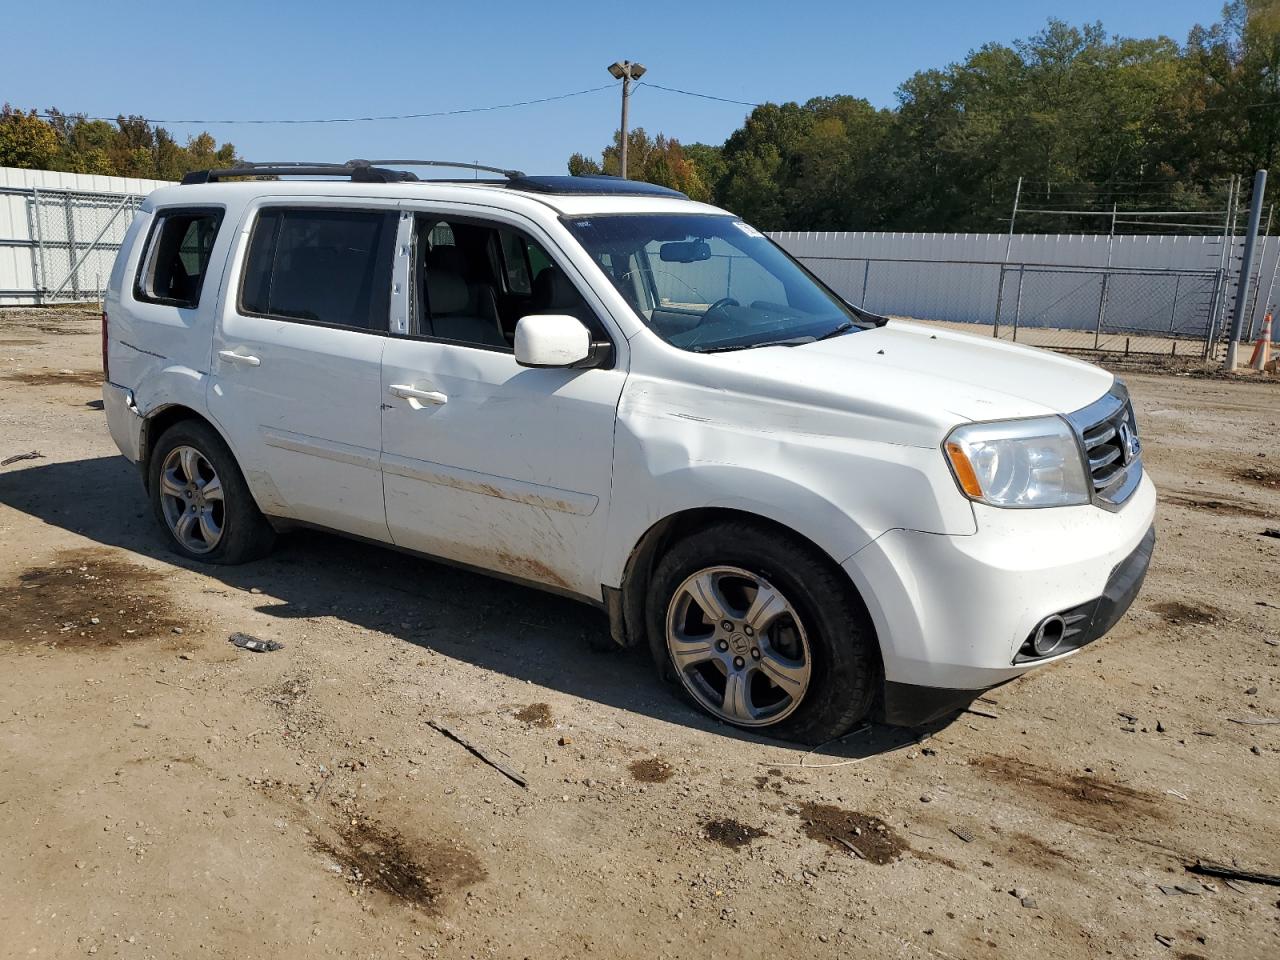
[{"left": 102, "top": 160, "right": 1156, "bottom": 742}]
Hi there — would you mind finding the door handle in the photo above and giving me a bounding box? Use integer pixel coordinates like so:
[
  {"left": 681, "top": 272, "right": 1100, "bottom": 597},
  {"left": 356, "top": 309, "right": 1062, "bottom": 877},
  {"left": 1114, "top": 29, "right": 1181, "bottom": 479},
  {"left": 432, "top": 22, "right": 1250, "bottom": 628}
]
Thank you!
[
  {"left": 389, "top": 384, "right": 447, "bottom": 405},
  {"left": 218, "top": 349, "right": 261, "bottom": 367}
]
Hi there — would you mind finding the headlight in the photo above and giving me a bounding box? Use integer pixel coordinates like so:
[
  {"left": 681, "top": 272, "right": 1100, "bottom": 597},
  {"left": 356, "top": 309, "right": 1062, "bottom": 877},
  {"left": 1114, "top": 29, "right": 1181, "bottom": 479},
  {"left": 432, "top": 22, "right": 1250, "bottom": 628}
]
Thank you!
[{"left": 944, "top": 416, "right": 1090, "bottom": 508}]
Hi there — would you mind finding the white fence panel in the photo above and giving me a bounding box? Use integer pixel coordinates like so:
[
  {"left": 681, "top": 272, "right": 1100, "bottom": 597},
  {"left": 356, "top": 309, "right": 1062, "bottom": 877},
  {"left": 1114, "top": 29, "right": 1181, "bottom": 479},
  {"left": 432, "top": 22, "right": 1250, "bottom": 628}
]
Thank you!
[
  {"left": 772, "top": 230, "right": 1279, "bottom": 345},
  {"left": 0, "top": 166, "right": 170, "bottom": 305}
]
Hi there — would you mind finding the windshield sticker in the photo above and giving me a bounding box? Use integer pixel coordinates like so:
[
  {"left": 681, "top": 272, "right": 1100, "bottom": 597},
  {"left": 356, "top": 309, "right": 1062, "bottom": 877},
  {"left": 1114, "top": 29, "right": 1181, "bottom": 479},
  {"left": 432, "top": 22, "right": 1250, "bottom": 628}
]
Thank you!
[{"left": 732, "top": 221, "right": 765, "bottom": 239}]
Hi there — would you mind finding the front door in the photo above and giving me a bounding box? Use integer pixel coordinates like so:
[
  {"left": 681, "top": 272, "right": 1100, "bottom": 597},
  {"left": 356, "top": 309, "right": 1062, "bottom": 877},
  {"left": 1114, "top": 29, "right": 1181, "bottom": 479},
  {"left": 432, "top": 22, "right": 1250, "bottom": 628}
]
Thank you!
[
  {"left": 379, "top": 209, "right": 625, "bottom": 597},
  {"left": 208, "top": 201, "right": 399, "bottom": 542}
]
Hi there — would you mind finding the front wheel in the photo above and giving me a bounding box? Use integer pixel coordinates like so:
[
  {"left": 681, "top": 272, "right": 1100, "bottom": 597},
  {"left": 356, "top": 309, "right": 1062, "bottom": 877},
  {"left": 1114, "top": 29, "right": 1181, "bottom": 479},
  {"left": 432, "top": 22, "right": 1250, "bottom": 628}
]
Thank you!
[
  {"left": 148, "top": 420, "right": 275, "bottom": 564},
  {"left": 646, "top": 522, "right": 879, "bottom": 744}
]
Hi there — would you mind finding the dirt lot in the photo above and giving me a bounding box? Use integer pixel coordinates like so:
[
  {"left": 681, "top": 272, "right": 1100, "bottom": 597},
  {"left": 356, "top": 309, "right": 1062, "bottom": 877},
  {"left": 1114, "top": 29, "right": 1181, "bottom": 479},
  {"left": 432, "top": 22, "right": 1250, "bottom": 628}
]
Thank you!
[{"left": 1, "top": 306, "right": 1278, "bottom": 960}]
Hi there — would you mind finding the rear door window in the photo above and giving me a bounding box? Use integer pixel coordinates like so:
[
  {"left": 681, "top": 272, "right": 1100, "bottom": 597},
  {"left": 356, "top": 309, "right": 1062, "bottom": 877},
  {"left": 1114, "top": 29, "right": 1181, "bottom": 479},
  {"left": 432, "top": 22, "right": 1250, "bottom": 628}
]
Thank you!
[
  {"left": 240, "top": 207, "right": 396, "bottom": 331},
  {"left": 135, "top": 208, "right": 223, "bottom": 307}
]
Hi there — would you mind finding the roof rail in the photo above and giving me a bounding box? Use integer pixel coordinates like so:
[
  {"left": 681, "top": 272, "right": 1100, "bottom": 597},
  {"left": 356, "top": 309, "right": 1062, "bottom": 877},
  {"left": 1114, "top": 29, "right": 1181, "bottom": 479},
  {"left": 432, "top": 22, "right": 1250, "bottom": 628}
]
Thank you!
[
  {"left": 181, "top": 158, "right": 525, "bottom": 185},
  {"left": 365, "top": 159, "right": 526, "bottom": 179}
]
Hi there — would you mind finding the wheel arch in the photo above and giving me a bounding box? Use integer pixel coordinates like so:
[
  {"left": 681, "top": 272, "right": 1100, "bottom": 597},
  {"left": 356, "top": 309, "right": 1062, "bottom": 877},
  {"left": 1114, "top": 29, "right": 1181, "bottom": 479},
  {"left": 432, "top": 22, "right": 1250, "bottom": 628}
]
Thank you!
[
  {"left": 139, "top": 405, "right": 236, "bottom": 492},
  {"left": 609, "top": 506, "right": 879, "bottom": 662}
]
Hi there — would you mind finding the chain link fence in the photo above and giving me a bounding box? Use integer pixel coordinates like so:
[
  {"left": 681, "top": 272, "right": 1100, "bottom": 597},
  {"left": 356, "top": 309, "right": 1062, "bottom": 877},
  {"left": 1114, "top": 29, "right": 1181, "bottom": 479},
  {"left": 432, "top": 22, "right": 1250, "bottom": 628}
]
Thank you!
[
  {"left": 991, "top": 263, "right": 1222, "bottom": 357},
  {"left": 1, "top": 184, "right": 1267, "bottom": 364},
  {"left": 796, "top": 252, "right": 1247, "bottom": 360},
  {"left": 0, "top": 185, "right": 145, "bottom": 304}
]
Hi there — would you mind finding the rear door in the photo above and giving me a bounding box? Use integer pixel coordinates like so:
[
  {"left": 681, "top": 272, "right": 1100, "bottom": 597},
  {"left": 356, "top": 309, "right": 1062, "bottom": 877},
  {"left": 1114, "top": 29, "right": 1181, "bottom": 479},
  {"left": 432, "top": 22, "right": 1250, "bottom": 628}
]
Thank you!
[
  {"left": 379, "top": 206, "right": 626, "bottom": 597},
  {"left": 207, "top": 199, "right": 400, "bottom": 542}
]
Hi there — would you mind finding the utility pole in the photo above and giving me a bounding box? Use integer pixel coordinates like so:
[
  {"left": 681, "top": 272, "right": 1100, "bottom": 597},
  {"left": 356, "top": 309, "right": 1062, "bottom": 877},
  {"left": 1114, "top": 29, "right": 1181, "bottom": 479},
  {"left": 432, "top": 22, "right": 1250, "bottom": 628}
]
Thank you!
[
  {"left": 607, "top": 60, "right": 647, "bottom": 179},
  {"left": 1226, "top": 169, "right": 1267, "bottom": 371}
]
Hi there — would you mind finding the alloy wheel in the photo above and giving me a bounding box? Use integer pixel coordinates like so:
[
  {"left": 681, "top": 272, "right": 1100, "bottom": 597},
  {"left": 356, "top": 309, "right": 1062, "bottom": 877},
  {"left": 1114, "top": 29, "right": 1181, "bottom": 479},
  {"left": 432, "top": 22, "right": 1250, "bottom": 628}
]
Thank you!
[
  {"left": 665, "top": 565, "right": 812, "bottom": 727},
  {"left": 158, "top": 445, "right": 224, "bottom": 554}
]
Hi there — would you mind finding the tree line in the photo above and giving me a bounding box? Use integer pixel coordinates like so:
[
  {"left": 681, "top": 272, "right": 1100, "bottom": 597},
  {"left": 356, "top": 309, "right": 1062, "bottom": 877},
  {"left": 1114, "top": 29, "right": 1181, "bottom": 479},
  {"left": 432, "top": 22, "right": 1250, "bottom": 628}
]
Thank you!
[
  {"left": 0, "top": 106, "right": 239, "bottom": 181},
  {"left": 569, "top": 2, "right": 1280, "bottom": 233}
]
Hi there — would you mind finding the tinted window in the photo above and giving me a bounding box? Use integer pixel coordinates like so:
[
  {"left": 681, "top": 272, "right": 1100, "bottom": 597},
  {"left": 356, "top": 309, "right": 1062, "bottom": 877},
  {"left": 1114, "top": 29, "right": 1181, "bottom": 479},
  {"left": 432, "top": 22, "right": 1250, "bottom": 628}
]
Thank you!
[
  {"left": 136, "top": 209, "right": 222, "bottom": 307},
  {"left": 240, "top": 208, "right": 395, "bottom": 330}
]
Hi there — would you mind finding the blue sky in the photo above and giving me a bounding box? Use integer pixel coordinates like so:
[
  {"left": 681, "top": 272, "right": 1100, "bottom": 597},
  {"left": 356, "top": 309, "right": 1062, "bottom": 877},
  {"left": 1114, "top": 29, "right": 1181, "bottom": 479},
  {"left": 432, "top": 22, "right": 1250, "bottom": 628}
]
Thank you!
[{"left": 4, "top": 0, "right": 1221, "bottom": 175}]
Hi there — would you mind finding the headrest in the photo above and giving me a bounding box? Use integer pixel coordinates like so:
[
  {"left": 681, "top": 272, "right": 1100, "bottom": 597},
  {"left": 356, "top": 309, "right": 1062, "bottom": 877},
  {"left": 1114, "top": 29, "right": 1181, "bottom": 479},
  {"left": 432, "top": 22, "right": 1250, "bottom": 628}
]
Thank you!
[
  {"left": 425, "top": 269, "right": 469, "bottom": 314},
  {"left": 425, "top": 244, "right": 468, "bottom": 276},
  {"left": 532, "top": 266, "right": 585, "bottom": 311}
]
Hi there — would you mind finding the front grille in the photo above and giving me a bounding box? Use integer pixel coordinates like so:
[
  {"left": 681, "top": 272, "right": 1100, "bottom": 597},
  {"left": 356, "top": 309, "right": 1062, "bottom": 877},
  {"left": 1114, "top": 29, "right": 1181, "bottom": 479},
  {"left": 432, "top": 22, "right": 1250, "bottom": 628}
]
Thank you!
[{"left": 1067, "top": 384, "right": 1143, "bottom": 509}]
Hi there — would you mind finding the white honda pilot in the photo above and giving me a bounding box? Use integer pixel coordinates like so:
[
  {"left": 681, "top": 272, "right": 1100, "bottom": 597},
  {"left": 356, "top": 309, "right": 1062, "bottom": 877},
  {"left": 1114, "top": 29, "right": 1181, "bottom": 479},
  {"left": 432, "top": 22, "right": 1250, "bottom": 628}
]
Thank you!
[{"left": 102, "top": 160, "right": 1156, "bottom": 742}]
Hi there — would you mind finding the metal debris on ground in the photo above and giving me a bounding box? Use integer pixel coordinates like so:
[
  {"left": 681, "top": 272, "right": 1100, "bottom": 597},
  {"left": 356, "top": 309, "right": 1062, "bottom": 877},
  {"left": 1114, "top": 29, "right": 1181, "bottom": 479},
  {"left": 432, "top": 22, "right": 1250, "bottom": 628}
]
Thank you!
[
  {"left": 427, "top": 718, "right": 528, "bottom": 789},
  {"left": 1186, "top": 859, "right": 1280, "bottom": 887},
  {"left": 949, "top": 826, "right": 975, "bottom": 843},
  {"left": 1261, "top": 528, "right": 1280, "bottom": 539},
  {"left": 964, "top": 708, "right": 999, "bottom": 720},
  {"left": 1225, "top": 716, "right": 1280, "bottom": 725},
  {"left": 228, "top": 632, "right": 283, "bottom": 653},
  {"left": 1, "top": 450, "right": 43, "bottom": 466}
]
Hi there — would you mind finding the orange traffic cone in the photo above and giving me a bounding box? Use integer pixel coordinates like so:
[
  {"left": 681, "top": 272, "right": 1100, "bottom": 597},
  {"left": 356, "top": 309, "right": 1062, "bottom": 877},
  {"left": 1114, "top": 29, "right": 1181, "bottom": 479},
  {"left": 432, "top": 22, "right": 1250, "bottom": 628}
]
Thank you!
[{"left": 1252, "top": 312, "right": 1273, "bottom": 371}]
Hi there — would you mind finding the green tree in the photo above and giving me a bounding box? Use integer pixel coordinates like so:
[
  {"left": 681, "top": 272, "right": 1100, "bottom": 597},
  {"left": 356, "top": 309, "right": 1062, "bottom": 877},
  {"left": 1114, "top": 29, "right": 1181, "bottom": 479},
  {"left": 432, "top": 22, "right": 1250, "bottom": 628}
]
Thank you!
[
  {"left": 0, "top": 105, "right": 241, "bottom": 180},
  {"left": 567, "top": 128, "right": 712, "bottom": 201},
  {"left": 1185, "top": 0, "right": 1280, "bottom": 176},
  {"left": 0, "top": 105, "right": 60, "bottom": 169}
]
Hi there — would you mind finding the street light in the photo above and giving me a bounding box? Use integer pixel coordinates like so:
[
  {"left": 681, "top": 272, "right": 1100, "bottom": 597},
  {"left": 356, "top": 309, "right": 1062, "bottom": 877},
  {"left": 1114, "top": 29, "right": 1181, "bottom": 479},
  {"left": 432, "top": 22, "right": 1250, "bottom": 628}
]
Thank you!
[{"left": 607, "top": 60, "right": 646, "bottom": 179}]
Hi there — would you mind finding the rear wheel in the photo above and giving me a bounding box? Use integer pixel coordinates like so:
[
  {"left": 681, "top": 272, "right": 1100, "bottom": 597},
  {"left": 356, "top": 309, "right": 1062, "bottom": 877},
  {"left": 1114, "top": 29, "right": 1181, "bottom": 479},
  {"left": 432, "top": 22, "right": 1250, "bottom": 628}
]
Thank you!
[
  {"left": 148, "top": 420, "right": 275, "bottom": 564},
  {"left": 646, "top": 522, "right": 878, "bottom": 744}
]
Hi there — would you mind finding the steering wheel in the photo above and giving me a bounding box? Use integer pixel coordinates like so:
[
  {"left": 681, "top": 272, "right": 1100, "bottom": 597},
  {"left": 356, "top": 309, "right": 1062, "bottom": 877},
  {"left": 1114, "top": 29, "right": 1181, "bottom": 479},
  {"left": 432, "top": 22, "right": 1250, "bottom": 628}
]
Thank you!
[{"left": 700, "top": 297, "right": 740, "bottom": 324}]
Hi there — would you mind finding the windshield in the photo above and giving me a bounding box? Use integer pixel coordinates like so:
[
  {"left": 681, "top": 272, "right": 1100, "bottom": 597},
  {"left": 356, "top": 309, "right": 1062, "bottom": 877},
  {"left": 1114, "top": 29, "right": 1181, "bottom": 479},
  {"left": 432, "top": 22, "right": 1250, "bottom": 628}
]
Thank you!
[{"left": 563, "top": 214, "right": 869, "bottom": 352}]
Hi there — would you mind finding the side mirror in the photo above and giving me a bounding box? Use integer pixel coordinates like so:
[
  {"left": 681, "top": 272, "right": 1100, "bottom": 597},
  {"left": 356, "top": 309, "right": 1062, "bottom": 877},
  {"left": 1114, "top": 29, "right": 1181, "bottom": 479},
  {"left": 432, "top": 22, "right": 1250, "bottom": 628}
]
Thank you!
[{"left": 514, "top": 314, "right": 592, "bottom": 368}]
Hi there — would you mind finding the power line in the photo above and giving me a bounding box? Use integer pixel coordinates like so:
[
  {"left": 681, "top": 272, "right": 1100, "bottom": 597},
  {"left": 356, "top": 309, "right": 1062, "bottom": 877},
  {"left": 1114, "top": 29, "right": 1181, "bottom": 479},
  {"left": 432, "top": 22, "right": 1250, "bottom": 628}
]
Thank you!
[
  {"left": 33, "top": 84, "right": 617, "bottom": 126},
  {"left": 25, "top": 81, "right": 1280, "bottom": 130},
  {"left": 636, "top": 82, "right": 761, "bottom": 108}
]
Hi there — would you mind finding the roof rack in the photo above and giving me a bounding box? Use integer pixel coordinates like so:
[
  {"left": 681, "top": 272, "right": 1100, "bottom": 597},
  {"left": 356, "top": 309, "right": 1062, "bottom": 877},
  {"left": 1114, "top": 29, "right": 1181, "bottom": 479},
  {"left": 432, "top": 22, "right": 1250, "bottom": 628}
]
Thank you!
[
  {"left": 505, "top": 175, "right": 688, "bottom": 199},
  {"left": 181, "top": 158, "right": 525, "bottom": 185},
  {"left": 178, "top": 162, "right": 690, "bottom": 200}
]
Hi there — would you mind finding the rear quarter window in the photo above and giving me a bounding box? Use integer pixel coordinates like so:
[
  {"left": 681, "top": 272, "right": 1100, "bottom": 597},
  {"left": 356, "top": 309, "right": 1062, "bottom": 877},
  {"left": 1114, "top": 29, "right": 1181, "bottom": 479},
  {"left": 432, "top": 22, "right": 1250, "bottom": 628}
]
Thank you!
[{"left": 134, "top": 208, "right": 224, "bottom": 308}]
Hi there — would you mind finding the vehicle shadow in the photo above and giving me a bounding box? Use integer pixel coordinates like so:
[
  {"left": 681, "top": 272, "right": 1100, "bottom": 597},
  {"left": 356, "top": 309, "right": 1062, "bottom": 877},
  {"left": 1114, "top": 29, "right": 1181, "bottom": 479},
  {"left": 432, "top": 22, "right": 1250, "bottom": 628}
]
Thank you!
[{"left": 0, "top": 454, "right": 942, "bottom": 757}]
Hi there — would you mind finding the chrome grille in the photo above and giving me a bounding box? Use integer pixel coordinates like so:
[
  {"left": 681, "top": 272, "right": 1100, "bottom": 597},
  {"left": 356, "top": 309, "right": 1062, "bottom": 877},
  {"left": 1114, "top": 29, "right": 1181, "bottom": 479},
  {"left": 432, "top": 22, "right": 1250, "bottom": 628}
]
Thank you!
[{"left": 1066, "top": 384, "right": 1143, "bottom": 509}]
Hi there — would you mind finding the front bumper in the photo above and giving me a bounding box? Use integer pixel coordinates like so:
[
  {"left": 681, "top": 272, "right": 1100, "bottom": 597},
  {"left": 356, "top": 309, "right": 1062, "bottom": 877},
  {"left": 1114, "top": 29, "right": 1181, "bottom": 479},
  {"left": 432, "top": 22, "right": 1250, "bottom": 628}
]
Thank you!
[
  {"left": 879, "top": 523, "right": 1154, "bottom": 725},
  {"left": 843, "top": 472, "right": 1156, "bottom": 724}
]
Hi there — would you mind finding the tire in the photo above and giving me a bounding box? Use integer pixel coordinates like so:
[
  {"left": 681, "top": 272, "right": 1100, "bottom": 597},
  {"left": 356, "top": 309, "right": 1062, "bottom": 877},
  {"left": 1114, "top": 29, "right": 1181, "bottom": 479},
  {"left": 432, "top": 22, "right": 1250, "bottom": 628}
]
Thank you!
[
  {"left": 646, "top": 521, "right": 878, "bottom": 744},
  {"left": 148, "top": 419, "right": 275, "bottom": 564}
]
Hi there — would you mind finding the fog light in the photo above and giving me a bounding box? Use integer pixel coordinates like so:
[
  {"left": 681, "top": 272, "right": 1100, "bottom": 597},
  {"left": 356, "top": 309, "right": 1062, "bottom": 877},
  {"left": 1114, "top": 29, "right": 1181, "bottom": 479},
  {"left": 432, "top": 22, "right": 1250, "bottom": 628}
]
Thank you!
[{"left": 1031, "top": 615, "right": 1067, "bottom": 657}]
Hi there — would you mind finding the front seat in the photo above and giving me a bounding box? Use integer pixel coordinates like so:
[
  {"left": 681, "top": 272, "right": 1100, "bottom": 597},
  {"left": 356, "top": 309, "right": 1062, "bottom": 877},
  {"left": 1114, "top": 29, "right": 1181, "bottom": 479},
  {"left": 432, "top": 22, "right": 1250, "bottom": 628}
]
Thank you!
[
  {"left": 424, "top": 270, "right": 507, "bottom": 347},
  {"left": 423, "top": 248, "right": 506, "bottom": 347}
]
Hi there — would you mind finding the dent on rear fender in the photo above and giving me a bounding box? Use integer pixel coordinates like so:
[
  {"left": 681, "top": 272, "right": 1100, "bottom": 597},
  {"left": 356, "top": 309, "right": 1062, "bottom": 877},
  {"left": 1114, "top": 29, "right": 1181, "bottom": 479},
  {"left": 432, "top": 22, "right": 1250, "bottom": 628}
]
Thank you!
[
  {"left": 604, "top": 379, "right": 976, "bottom": 585},
  {"left": 129, "top": 365, "right": 208, "bottom": 418}
]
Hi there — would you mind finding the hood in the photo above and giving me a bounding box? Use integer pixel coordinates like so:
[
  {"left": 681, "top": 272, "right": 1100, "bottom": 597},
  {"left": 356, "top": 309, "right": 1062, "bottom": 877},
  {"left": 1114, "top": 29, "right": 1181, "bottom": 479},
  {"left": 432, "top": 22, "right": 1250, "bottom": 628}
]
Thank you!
[{"left": 724, "top": 319, "right": 1114, "bottom": 424}]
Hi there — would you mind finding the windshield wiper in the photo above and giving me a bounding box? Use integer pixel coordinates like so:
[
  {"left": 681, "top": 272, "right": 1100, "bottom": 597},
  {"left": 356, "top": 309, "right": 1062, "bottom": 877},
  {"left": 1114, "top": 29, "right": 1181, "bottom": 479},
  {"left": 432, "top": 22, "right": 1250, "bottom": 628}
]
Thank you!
[
  {"left": 691, "top": 336, "right": 816, "bottom": 354},
  {"left": 815, "top": 320, "right": 857, "bottom": 341}
]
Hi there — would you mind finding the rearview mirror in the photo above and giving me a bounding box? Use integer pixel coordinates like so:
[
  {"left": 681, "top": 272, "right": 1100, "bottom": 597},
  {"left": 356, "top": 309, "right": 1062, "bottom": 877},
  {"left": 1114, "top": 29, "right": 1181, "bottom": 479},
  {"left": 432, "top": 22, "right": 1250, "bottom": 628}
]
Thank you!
[
  {"left": 659, "top": 240, "right": 711, "bottom": 263},
  {"left": 514, "top": 314, "right": 591, "bottom": 368}
]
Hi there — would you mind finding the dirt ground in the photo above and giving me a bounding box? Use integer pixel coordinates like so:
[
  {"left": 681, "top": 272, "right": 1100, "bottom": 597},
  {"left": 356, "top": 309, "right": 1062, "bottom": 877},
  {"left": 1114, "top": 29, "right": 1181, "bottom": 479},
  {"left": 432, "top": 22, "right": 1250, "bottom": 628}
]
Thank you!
[{"left": 1, "top": 305, "right": 1278, "bottom": 960}]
